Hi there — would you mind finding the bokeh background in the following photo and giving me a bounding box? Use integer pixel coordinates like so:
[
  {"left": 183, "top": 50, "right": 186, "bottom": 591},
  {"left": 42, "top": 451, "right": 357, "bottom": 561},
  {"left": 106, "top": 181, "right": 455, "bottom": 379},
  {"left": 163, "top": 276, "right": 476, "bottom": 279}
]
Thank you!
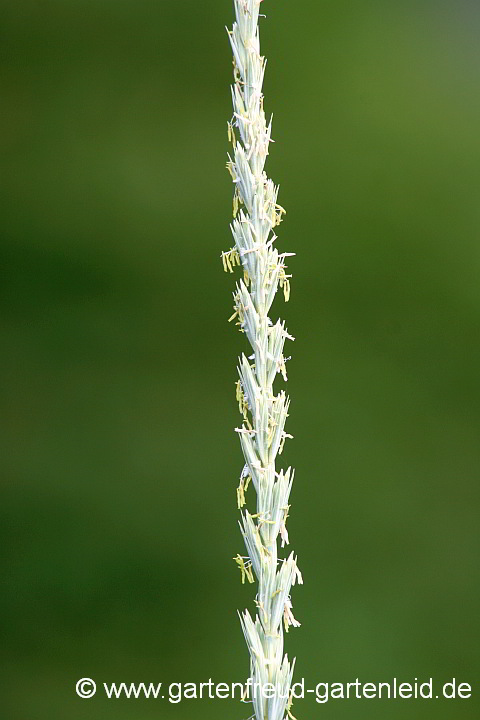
[{"left": 2, "top": 0, "right": 479, "bottom": 718}]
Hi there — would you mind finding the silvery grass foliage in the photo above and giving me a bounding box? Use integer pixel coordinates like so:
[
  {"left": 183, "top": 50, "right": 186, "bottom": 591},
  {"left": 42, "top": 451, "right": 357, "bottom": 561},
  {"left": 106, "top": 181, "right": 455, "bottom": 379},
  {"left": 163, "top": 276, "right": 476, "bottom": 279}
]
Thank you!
[{"left": 222, "top": 2, "right": 302, "bottom": 719}]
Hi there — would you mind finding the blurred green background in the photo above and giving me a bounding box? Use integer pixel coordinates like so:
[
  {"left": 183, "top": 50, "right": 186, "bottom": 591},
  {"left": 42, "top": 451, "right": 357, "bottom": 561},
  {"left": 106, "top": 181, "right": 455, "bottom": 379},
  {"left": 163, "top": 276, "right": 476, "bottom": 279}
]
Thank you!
[{"left": 1, "top": 0, "right": 479, "bottom": 718}]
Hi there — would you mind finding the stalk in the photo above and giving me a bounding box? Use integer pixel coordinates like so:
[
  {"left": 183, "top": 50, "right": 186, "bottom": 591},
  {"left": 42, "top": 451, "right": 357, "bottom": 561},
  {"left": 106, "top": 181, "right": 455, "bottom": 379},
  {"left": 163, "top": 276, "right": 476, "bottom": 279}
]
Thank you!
[{"left": 222, "top": 2, "right": 302, "bottom": 719}]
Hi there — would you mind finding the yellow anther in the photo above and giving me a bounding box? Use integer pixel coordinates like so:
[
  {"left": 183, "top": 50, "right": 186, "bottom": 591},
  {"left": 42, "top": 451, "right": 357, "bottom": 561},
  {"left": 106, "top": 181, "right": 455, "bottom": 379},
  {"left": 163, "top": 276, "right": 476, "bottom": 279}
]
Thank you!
[
  {"left": 233, "top": 554, "right": 254, "bottom": 584},
  {"left": 227, "top": 121, "right": 237, "bottom": 148},
  {"left": 236, "top": 484, "right": 245, "bottom": 508}
]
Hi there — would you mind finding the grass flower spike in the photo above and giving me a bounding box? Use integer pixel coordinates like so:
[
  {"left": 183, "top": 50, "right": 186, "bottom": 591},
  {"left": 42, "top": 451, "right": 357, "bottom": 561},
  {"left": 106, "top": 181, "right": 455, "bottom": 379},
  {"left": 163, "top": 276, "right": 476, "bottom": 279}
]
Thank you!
[{"left": 223, "top": 2, "right": 302, "bottom": 718}]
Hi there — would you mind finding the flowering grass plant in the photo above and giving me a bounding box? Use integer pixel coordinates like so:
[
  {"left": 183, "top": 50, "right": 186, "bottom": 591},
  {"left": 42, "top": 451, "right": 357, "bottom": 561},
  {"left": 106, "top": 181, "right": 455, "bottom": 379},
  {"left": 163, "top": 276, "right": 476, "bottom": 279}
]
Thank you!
[{"left": 222, "top": 2, "right": 302, "bottom": 719}]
